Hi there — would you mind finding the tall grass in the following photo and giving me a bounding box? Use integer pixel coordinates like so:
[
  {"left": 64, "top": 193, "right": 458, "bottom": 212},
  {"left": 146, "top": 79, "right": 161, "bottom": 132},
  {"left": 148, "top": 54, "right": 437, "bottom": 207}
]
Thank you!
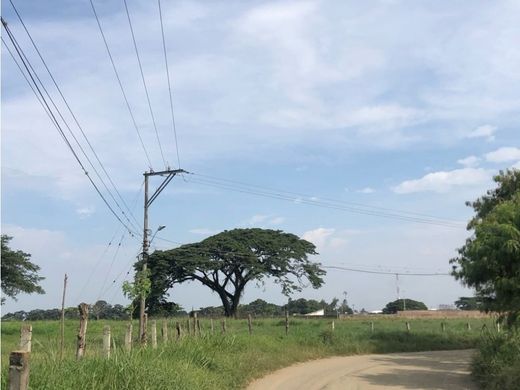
[
  {"left": 472, "top": 330, "right": 520, "bottom": 390},
  {"left": 1, "top": 317, "right": 490, "bottom": 389}
]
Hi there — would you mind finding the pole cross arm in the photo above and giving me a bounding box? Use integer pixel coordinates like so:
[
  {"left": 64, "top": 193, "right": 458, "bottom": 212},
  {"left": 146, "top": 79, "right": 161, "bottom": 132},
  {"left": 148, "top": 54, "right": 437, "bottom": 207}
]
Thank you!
[{"left": 145, "top": 169, "right": 188, "bottom": 207}]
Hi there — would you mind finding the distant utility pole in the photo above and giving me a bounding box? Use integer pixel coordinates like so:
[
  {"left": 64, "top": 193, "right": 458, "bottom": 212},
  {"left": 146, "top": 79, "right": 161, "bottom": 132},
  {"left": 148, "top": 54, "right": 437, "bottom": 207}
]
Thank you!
[{"left": 139, "top": 168, "right": 186, "bottom": 345}]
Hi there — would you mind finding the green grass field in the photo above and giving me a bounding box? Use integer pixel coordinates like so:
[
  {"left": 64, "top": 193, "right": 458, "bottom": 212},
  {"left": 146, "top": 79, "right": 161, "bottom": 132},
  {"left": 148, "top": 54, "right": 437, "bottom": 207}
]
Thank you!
[{"left": 1, "top": 316, "right": 492, "bottom": 389}]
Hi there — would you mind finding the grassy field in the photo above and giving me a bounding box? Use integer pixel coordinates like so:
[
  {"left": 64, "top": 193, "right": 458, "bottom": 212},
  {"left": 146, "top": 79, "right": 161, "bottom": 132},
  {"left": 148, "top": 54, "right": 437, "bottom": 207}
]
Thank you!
[{"left": 1, "top": 316, "right": 492, "bottom": 389}]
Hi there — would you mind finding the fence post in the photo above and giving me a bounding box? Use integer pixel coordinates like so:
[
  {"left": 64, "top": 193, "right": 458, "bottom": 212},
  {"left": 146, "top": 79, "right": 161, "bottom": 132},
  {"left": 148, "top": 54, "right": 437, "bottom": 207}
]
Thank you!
[
  {"left": 187, "top": 318, "right": 191, "bottom": 336},
  {"left": 496, "top": 322, "right": 501, "bottom": 333},
  {"left": 124, "top": 323, "right": 132, "bottom": 352},
  {"left": 441, "top": 322, "right": 446, "bottom": 332},
  {"left": 193, "top": 313, "right": 198, "bottom": 337},
  {"left": 19, "top": 325, "right": 32, "bottom": 352},
  {"left": 210, "top": 318, "right": 214, "bottom": 335},
  {"left": 370, "top": 321, "right": 374, "bottom": 333},
  {"left": 331, "top": 321, "right": 335, "bottom": 331},
  {"left": 221, "top": 318, "right": 227, "bottom": 334},
  {"left": 176, "top": 321, "right": 181, "bottom": 340},
  {"left": 405, "top": 321, "right": 411, "bottom": 332},
  {"left": 466, "top": 322, "right": 471, "bottom": 331},
  {"left": 151, "top": 320, "right": 157, "bottom": 349},
  {"left": 103, "top": 326, "right": 111, "bottom": 358},
  {"left": 76, "top": 303, "right": 89, "bottom": 360},
  {"left": 285, "top": 310, "right": 289, "bottom": 336},
  {"left": 248, "top": 314, "right": 253, "bottom": 335},
  {"left": 162, "top": 320, "right": 168, "bottom": 343},
  {"left": 9, "top": 351, "right": 30, "bottom": 390},
  {"left": 143, "top": 314, "right": 148, "bottom": 346}
]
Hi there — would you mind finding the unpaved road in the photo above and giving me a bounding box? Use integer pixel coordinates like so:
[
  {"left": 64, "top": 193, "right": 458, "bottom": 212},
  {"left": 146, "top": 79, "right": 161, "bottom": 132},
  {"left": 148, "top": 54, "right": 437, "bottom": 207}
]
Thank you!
[{"left": 248, "top": 349, "right": 475, "bottom": 390}]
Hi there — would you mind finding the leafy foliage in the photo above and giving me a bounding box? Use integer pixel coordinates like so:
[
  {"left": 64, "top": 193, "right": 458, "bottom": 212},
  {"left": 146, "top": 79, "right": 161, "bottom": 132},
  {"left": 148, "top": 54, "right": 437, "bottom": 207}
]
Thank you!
[
  {"left": 382, "top": 299, "right": 428, "bottom": 314},
  {"left": 1, "top": 235, "right": 45, "bottom": 303},
  {"left": 451, "top": 169, "right": 520, "bottom": 327},
  {"left": 144, "top": 229, "right": 326, "bottom": 317},
  {"left": 122, "top": 269, "right": 151, "bottom": 318},
  {"left": 454, "top": 297, "right": 482, "bottom": 311}
]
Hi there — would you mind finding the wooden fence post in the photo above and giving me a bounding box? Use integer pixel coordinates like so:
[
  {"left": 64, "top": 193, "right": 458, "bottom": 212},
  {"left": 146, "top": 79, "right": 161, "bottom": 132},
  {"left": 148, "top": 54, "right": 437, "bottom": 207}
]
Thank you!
[
  {"left": 19, "top": 325, "right": 32, "bottom": 352},
  {"left": 176, "top": 322, "right": 181, "bottom": 340},
  {"left": 496, "top": 322, "right": 501, "bottom": 333},
  {"left": 124, "top": 323, "right": 132, "bottom": 352},
  {"left": 210, "top": 318, "right": 214, "bottom": 335},
  {"left": 193, "top": 313, "right": 198, "bottom": 337},
  {"left": 285, "top": 310, "right": 289, "bottom": 336},
  {"left": 370, "top": 321, "right": 374, "bottom": 333},
  {"left": 9, "top": 351, "right": 30, "bottom": 390},
  {"left": 143, "top": 314, "right": 148, "bottom": 346},
  {"left": 441, "top": 322, "right": 446, "bottom": 332},
  {"left": 466, "top": 322, "right": 471, "bottom": 331},
  {"left": 405, "top": 321, "right": 411, "bottom": 332},
  {"left": 331, "top": 321, "right": 335, "bottom": 331},
  {"left": 103, "top": 326, "right": 111, "bottom": 358},
  {"left": 187, "top": 319, "right": 191, "bottom": 336},
  {"left": 151, "top": 320, "right": 157, "bottom": 349},
  {"left": 221, "top": 318, "right": 227, "bottom": 334},
  {"left": 60, "top": 273, "right": 67, "bottom": 360},
  {"left": 76, "top": 303, "right": 89, "bottom": 360},
  {"left": 162, "top": 320, "right": 168, "bottom": 343},
  {"left": 247, "top": 314, "right": 253, "bottom": 335}
]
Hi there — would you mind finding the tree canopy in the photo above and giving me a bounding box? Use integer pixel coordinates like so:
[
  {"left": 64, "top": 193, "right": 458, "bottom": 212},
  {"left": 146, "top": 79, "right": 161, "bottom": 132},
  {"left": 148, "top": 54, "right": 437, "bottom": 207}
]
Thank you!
[
  {"left": 451, "top": 169, "right": 520, "bottom": 327},
  {"left": 1, "top": 235, "right": 45, "bottom": 304},
  {"left": 382, "top": 298, "right": 427, "bottom": 314},
  {"left": 454, "top": 297, "right": 482, "bottom": 311},
  {"left": 144, "top": 228, "right": 326, "bottom": 317}
]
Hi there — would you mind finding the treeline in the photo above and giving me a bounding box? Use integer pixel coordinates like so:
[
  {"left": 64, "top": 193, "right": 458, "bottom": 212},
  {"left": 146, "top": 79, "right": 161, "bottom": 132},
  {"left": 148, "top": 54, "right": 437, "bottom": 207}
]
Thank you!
[{"left": 2, "top": 297, "right": 353, "bottom": 321}]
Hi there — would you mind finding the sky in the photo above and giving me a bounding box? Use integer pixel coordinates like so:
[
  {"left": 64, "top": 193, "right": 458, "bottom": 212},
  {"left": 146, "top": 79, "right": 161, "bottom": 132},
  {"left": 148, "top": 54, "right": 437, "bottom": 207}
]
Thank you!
[{"left": 2, "top": 0, "right": 520, "bottom": 314}]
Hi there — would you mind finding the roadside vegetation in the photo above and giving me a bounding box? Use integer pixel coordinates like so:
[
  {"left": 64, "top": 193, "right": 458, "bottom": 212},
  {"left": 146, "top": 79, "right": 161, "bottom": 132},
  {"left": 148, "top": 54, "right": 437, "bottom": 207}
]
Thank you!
[
  {"left": 451, "top": 169, "right": 520, "bottom": 389},
  {"left": 1, "top": 316, "right": 489, "bottom": 389}
]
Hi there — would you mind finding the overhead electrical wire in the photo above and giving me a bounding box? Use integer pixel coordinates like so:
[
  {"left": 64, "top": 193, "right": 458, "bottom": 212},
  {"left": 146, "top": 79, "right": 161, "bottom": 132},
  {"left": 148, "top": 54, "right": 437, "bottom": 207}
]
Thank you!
[
  {"left": 158, "top": 0, "right": 182, "bottom": 169},
  {"left": 186, "top": 175, "right": 464, "bottom": 228},
  {"left": 9, "top": 0, "right": 141, "bottom": 234},
  {"left": 88, "top": 0, "right": 153, "bottom": 170},
  {"left": 123, "top": 0, "right": 167, "bottom": 169},
  {"left": 97, "top": 231, "right": 127, "bottom": 301},
  {"left": 194, "top": 173, "right": 463, "bottom": 224},
  {"left": 322, "top": 265, "right": 450, "bottom": 276},
  {"left": 2, "top": 18, "right": 137, "bottom": 237}
]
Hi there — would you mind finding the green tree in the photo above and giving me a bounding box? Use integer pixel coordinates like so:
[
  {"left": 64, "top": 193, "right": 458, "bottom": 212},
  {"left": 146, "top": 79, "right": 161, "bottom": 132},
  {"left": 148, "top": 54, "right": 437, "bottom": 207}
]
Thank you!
[
  {"left": 1, "top": 235, "right": 45, "bottom": 304},
  {"left": 382, "top": 298, "right": 428, "bottom": 314},
  {"left": 451, "top": 170, "right": 520, "bottom": 327},
  {"left": 144, "top": 228, "right": 326, "bottom": 317},
  {"left": 454, "top": 297, "right": 482, "bottom": 311}
]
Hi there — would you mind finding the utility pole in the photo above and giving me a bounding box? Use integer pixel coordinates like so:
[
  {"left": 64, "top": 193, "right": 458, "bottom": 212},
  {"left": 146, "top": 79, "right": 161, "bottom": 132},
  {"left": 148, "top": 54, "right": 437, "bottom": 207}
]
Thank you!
[{"left": 139, "top": 168, "right": 186, "bottom": 345}]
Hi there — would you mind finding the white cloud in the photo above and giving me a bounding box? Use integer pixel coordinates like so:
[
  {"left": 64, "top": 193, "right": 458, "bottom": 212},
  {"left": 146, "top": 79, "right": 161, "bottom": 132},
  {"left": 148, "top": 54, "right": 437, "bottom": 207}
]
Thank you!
[
  {"left": 269, "top": 216, "right": 285, "bottom": 225},
  {"left": 76, "top": 206, "right": 95, "bottom": 218},
  {"left": 357, "top": 187, "right": 375, "bottom": 194},
  {"left": 302, "top": 227, "right": 335, "bottom": 248},
  {"left": 248, "top": 214, "right": 269, "bottom": 225},
  {"left": 393, "top": 168, "right": 491, "bottom": 194},
  {"left": 188, "top": 228, "right": 218, "bottom": 235},
  {"left": 466, "top": 125, "right": 497, "bottom": 141},
  {"left": 457, "top": 155, "right": 480, "bottom": 168},
  {"left": 485, "top": 147, "right": 520, "bottom": 163}
]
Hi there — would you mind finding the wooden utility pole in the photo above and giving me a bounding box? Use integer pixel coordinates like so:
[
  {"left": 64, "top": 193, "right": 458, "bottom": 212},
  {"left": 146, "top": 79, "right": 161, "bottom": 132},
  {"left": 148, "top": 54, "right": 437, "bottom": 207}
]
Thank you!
[
  {"left": 60, "top": 274, "right": 67, "bottom": 360},
  {"left": 139, "top": 169, "right": 187, "bottom": 345}
]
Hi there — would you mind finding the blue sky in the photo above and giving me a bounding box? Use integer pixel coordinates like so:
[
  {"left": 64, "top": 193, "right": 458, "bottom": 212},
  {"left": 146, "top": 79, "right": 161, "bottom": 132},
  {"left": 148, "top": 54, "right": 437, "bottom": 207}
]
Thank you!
[{"left": 2, "top": 0, "right": 520, "bottom": 313}]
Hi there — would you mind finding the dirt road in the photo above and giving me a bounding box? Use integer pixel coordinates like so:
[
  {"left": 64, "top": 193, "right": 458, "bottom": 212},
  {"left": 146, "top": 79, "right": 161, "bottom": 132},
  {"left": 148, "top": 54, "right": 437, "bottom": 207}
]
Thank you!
[{"left": 247, "top": 349, "right": 475, "bottom": 390}]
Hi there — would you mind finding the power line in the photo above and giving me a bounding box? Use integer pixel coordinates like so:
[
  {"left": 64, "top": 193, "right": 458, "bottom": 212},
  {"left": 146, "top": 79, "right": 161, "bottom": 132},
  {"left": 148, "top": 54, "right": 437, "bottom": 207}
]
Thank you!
[
  {"left": 97, "top": 232, "right": 127, "bottom": 301},
  {"left": 194, "top": 173, "right": 464, "bottom": 225},
  {"left": 186, "top": 176, "right": 463, "bottom": 228},
  {"left": 7, "top": 2, "right": 141, "bottom": 234},
  {"left": 123, "top": 0, "right": 167, "bottom": 168},
  {"left": 323, "top": 265, "right": 450, "bottom": 276},
  {"left": 158, "top": 0, "right": 181, "bottom": 169},
  {"left": 88, "top": 0, "right": 153, "bottom": 169},
  {"left": 2, "top": 18, "right": 137, "bottom": 236}
]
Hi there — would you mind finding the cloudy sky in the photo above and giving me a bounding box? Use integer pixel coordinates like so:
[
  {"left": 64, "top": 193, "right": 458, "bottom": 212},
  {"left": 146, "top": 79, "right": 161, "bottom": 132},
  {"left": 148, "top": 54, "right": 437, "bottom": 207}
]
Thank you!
[{"left": 2, "top": 0, "right": 519, "bottom": 313}]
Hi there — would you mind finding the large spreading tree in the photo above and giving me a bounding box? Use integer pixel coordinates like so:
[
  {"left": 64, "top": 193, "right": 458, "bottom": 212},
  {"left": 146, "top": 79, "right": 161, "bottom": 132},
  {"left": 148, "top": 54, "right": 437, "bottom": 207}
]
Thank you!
[
  {"left": 1, "top": 235, "right": 45, "bottom": 304},
  {"left": 451, "top": 169, "right": 520, "bottom": 327},
  {"left": 143, "top": 228, "right": 326, "bottom": 317}
]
